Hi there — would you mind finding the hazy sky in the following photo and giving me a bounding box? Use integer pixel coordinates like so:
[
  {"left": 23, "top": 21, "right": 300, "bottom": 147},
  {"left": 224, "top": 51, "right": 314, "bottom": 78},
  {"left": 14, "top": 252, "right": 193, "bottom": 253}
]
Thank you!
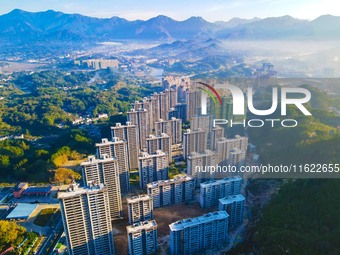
[{"left": 1, "top": 0, "right": 339, "bottom": 21}]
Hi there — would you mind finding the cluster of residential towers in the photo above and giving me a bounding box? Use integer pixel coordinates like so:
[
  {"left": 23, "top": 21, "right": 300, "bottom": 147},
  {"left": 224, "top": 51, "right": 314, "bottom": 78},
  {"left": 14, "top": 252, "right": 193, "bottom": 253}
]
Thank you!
[{"left": 57, "top": 76, "right": 247, "bottom": 255}]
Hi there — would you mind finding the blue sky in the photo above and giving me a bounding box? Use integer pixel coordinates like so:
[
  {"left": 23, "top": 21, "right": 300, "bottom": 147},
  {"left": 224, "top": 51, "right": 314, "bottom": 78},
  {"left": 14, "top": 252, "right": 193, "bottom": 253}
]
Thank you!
[{"left": 1, "top": 0, "right": 339, "bottom": 21}]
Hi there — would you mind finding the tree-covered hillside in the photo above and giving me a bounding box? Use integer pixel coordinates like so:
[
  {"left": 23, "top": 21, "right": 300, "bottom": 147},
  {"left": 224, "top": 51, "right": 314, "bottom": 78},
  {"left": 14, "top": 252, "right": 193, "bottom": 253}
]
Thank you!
[
  {"left": 246, "top": 84, "right": 340, "bottom": 254},
  {"left": 255, "top": 179, "right": 340, "bottom": 255}
]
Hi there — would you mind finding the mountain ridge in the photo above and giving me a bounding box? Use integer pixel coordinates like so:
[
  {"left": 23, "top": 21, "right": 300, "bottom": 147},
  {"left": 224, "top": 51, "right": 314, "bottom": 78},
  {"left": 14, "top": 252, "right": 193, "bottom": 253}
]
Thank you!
[{"left": 1, "top": 9, "right": 340, "bottom": 43}]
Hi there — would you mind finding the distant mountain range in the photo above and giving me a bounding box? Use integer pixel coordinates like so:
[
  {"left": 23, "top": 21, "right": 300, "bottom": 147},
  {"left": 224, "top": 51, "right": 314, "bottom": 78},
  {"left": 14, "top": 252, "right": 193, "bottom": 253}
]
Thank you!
[{"left": 1, "top": 9, "right": 340, "bottom": 44}]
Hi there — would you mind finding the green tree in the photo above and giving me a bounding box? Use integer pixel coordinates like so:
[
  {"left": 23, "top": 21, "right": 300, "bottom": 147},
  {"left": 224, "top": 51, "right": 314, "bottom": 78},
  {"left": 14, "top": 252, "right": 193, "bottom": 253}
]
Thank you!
[
  {"left": 0, "top": 155, "right": 10, "bottom": 169},
  {"left": 0, "top": 220, "right": 26, "bottom": 251},
  {"left": 51, "top": 168, "right": 81, "bottom": 184}
]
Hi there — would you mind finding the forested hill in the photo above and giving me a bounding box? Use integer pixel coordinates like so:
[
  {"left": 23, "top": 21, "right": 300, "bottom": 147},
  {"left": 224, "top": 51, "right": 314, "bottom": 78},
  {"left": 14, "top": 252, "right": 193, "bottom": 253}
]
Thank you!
[
  {"left": 249, "top": 84, "right": 340, "bottom": 165},
  {"left": 247, "top": 85, "right": 340, "bottom": 254},
  {"left": 255, "top": 179, "right": 340, "bottom": 255}
]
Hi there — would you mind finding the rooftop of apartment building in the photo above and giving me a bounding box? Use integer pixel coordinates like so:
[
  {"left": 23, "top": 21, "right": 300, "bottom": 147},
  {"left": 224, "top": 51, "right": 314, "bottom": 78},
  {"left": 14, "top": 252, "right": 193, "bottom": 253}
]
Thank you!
[
  {"left": 219, "top": 194, "right": 245, "bottom": 204},
  {"left": 147, "top": 174, "right": 194, "bottom": 188},
  {"left": 126, "top": 220, "right": 158, "bottom": 233},
  {"left": 57, "top": 183, "right": 106, "bottom": 199},
  {"left": 127, "top": 194, "right": 153, "bottom": 203},
  {"left": 187, "top": 150, "right": 215, "bottom": 158},
  {"left": 95, "top": 137, "right": 126, "bottom": 146},
  {"left": 200, "top": 176, "right": 242, "bottom": 188},
  {"left": 169, "top": 211, "right": 229, "bottom": 231},
  {"left": 81, "top": 154, "right": 117, "bottom": 165}
]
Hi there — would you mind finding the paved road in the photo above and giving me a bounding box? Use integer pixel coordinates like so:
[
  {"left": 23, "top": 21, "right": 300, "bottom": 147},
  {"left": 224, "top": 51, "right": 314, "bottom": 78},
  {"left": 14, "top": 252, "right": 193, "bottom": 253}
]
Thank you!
[
  {"left": 225, "top": 219, "right": 249, "bottom": 251},
  {"left": 36, "top": 215, "right": 63, "bottom": 255}
]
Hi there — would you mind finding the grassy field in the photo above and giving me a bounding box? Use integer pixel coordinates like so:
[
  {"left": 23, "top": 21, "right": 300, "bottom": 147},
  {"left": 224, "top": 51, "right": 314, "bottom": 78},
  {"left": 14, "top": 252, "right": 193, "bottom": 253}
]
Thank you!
[{"left": 33, "top": 208, "right": 58, "bottom": 227}]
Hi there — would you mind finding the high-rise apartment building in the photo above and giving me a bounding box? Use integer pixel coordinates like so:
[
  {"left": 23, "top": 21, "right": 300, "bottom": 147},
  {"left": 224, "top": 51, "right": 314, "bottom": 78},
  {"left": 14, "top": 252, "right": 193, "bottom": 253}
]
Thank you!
[
  {"left": 162, "top": 76, "right": 190, "bottom": 95},
  {"left": 81, "top": 59, "right": 119, "bottom": 70},
  {"left": 169, "top": 211, "right": 229, "bottom": 255},
  {"left": 150, "top": 93, "right": 160, "bottom": 125},
  {"left": 58, "top": 184, "right": 115, "bottom": 255},
  {"left": 186, "top": 90, "right": 202, "bottom": 119},
  {"left": 127, "top": 195, "right": 154, "bottom": 225},
  {"left": 216, "top": 137, "right": 237, "bottom": 165},
  {"left": 162, "top": 90, "right": 171, "bottom": 120},
  {"left": 183, "top": 128, "right": 207, "bottom": 160},
  {"left": 127, "top": 220, "right": 158, "bottom": 255},
  {"left": 216, "top": 135, "right": 248, "bottom": 165},
  {"left": 95, "top": 137, "right": 130, "bottom": 193},
  {"left": 190, "top": 115, "right": 213, "bottom": 134},
  {"left": 81, "top": 155, "right": 122, "bottom": 219},
  {"left": 209, "top": 126, "right": 224, "bottom": 150},
  {"left": 111, "top": 122, "right": 140, "bottom": 169},
  {"left": 146, "top": 133, "right": 172, "bottom": 163},
  {"left": 155, "top": 117, "right": 182, "bottom": 145},
  {"left": 219, "top": 194, "right": 245, "bottom": 230},
  {"left": 187, "top": 150, "right": 216, "bottom": 186},
  {"left": 234, "top": 135, "right": 248, "bottom": 151},
  {"left": 169, "top": 88, "right": 178, "bottom": 108},
  {"left": 199, "top": 176, "right": 242, "bottom": 208},
  {"left": 229, "top": 148, "right": 246, "bottom": 166},
  {"left": 190, "top": 115, "right": 213, "bottom": 148},
  {"left": 153, "top": 91, "right": 169, "bottom": 121},
  {"left": 168, "top": 103, "right": 187, "bottom": 122},
  {"left": 133, "top": 97, "right": 156, "bottom": 132},
  {"left": 138, "top": 150, "right": 169, "bottom": 189},
  {"left": 147, "top": 175, "right": 195, "bottom": 208},
  {"left": 127, "top": 108, "right": 150, "bottom": 149}
]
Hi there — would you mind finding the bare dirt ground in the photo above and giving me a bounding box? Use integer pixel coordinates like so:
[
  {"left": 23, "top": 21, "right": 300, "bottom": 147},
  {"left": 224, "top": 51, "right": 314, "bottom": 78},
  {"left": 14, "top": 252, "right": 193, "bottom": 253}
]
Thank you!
[
  {"left": 113, "top": 201, "right": 216, "bottom": 254},
  {"left": 154, "top": 203, "right": 215, "bottom": 237},
  {"left": 113, "top": 218, "right": 130, "bottom": 255}
]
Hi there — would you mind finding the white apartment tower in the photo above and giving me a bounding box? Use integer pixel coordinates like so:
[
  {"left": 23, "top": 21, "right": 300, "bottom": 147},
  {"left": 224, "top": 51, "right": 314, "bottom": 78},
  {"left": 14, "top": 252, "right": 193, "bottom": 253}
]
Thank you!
[
  {"left": 169, "top": 211, "right": 229, "bottom": 255},
  {"left": 127, "top": 195, "right": 154, "bottom": 225},
  {"left": 147, "top": 175, "right": 195, "bottom": 208},
  {"left": 58, "top": 184, "right": 115, "bottom": 255},
  {"left": 169, "top": 88, "right": 178, "bottom": 108},
  {"left": 133, "top": 98, "right": 156, "bottom": 132},
  {"left": 183, "top": 128, "right": 207, "bottom": 160},
  {"left": 127, "top": 220, "right": 158, "bottom": 255},
  {"left": 186, "top": 90, "right": 202, "bottom": 119},
  {"left": 190, "top": 115, "right": 213, "bottom": 134},
  {"left": 138, "top": 150, "right": 169, "bottom": 189},
  {"left": 111, "top": 122, "right": 140, "bottom": 169},
  {"left": 95, "top": 137, "right": 130, "bottom": 193},
  {"left": 229, "top": 148, "right": 246, "bottom": 166},
  {"left": 127, "top": 108, "right": 150, "bottom": 149},
  {"left": 199, "top": 176, "right": 242, "bottom": 208},
  {"left": 216, "top": 135, "right": 248, "bottom": 166},
  {"left": 155, "top": 117, "right": 182, "bottom": 145},
  {"left": 81, "top": 155, "right": 122, "bottom": 219},
  {"left": 219, "top": 194, "right": 245, "bottom": 230},
  {"left": 210, "top": 125, "right": 224, "bottom": 150},
  {"left": 187, "top": 150, "right": 216, "bottom": 186},
  {"left": 146, "top": 133, "right": 172, "bottom": 163}
]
